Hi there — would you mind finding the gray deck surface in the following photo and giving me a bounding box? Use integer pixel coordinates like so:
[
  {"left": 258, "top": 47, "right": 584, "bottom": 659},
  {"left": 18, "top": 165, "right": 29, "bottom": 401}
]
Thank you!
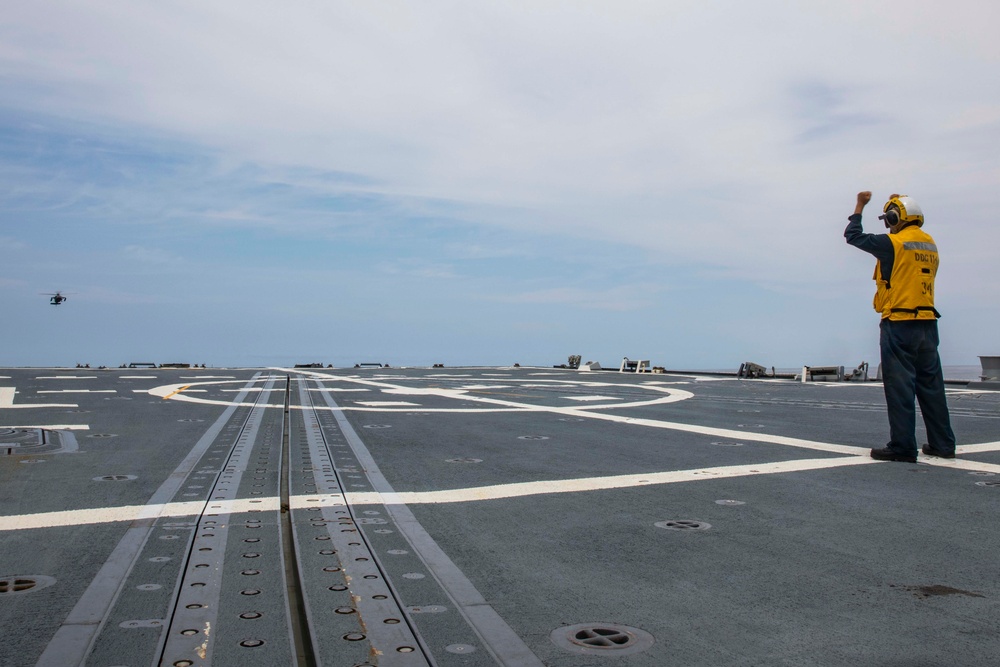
[{"left": 1, "top": 366, "right": 999, "bottom": 667}]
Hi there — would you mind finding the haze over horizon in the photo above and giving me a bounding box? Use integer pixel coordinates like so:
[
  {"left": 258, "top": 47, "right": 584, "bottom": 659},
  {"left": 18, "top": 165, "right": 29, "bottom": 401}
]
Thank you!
[{"left": 2, "top": 2, "right": 998, "bottom": 369}]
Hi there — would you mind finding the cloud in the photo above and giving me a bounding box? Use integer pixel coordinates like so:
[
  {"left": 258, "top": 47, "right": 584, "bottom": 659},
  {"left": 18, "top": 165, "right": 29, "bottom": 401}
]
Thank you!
[
  {"left": 0, "top": 235, "right": 27, "bottom": 250},
  {"left": 0, "top": 2, "right": 997, "bottom": 365},
  {"left": 489, "top": 285, "right": 662, "bottom": 312},
  {"left": 788, "top": 81, "right": 885, "bottom": 143},
  {"left": 121, "top": 245, "right": 180, "bottom": 265},
  {"left": 375, "top": 259, "right": 459, "bottom": 280}
]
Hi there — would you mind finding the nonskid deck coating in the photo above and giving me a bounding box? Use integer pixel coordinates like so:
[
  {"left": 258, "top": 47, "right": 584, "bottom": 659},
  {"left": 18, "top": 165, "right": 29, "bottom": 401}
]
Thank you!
[{"left": 1, "top": 366, "right": 999, "bottom": 666}]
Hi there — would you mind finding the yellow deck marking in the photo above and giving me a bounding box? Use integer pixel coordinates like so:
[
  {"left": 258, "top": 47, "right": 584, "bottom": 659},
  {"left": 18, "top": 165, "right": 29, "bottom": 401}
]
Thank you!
[{"left": 162, "top": 385, "right": 191, "bottom": 400}]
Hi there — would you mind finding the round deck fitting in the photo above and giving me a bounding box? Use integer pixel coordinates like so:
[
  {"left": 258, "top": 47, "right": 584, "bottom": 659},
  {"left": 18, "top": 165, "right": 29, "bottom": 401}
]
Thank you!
[
  {"left": 0, "top": 575, "right": 56, "bottom": 595},
  {"left": 550, "top": 623, "right": 654, "bottom": 656},
  {"left": 655, "top": 520, "right": 712, "bottom": 531}
]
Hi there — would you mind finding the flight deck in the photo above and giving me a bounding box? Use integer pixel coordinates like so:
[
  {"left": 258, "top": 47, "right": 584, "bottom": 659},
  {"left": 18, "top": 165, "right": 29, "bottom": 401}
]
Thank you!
[{"left": 1, "top": 366, "right": 999, "bottom": 666}]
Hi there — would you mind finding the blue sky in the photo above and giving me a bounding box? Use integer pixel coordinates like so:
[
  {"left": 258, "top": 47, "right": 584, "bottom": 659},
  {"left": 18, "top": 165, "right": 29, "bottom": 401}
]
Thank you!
[{"left": 2, "top": 1, "right": 998, "bottom": 369}]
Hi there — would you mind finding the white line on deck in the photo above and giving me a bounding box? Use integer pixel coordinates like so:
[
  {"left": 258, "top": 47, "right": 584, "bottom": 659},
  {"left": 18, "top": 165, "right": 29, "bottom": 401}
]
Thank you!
[
  {"left": 562, "top": 395, "right": 621, "bottom": 401},
  {"left": 354, "top": 401, "right": 420, "bottom": 407},
  {"left": 3, "top": 447, "right": 999, "bottom": 534},
  {"left": 0, "top": 387, "right": 78, "bottom": 409},
  {"left": 0, "top": 424, "right": 90, "bottom": 430},
  {"left": 37, "top": 390, "right": 117, "bottom": 394}
]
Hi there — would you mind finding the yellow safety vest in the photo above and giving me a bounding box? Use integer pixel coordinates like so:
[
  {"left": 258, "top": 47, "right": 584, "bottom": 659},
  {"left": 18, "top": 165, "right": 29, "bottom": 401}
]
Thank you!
[{"left": 873, "top": 225, "right": 940, "bottom": 320}]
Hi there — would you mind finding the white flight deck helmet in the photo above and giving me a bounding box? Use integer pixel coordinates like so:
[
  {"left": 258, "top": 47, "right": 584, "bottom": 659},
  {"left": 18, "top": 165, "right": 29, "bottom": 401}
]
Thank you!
[{"left": 879, "top": 195, "right": 924, "bottom": 228}]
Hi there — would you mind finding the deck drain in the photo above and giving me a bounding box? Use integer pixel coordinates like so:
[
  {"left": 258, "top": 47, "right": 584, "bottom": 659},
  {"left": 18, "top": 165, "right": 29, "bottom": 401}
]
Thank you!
[
  {"left": 446, "top": 457, "right": 483, "bottom": 463},
  {"left": 87, "top": 433, "right": 118, "bottom": 438},
  {"left": 969, "top": 472, "right": 996, "bottom": 477},
  {"left": 93, "top": 475, "right": 137, "bottom": 482},
  {"left": 445, "top": 644, "right": 477, "bottom": 654},
  {"left": 975, "top": 481, "right": 1000, "bottom": 487},
  {"left": 363, "top": 424, "right": 392, "bottom": 429},
  {"left": 715, "top": 500, "right": 745, "bottom": 506},
  {"left": 551, "top": 623, "right": 654, "bottom": 656},
  {"left": 0, "top": 575, "right": 56, "bottom": 595},
  {"left": 655, "top": 520, "right": 712, "bottom": 531},
  {"left": 711, "top": 441, "right": 745, "bottom": 447},
  {"left": 518, "top": 435, "right": 549, "bottom": 440}
]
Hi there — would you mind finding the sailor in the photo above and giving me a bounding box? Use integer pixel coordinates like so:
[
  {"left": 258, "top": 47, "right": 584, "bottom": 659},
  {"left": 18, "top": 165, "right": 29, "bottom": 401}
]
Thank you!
[{"left": 845, "top": 191, "right": 957, "bottom": 462}]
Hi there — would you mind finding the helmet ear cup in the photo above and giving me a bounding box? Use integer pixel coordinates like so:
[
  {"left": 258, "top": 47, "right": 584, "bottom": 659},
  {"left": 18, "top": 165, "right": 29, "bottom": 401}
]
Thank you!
[{"left": 880, "top": 207, "right": 899, "bottom": 228}]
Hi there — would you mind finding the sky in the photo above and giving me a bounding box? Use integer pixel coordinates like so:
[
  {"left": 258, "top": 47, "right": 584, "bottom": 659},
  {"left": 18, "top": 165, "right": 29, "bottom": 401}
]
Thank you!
[{"left": 1, "top": 1, "right": 998, "bottom": 369}]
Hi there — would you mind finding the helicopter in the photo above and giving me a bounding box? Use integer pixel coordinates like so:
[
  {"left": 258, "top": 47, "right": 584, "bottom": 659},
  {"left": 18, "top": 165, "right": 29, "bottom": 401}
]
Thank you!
[{"left": 43, "top": 292, "right": 69, "bottom": 306}]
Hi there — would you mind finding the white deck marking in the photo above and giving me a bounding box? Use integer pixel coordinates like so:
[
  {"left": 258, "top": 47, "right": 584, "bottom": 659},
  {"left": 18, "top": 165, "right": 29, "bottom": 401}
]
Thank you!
[
  {"left": 949, "top": 388, "right": 1000, "bottom": 395},
  {"left": 34, "top": 376, "right": 97, "bottom": 379},
  {"left": 4, "top": 444, "right": 1000, "bottom": 533},
  {"left": 384, "top": 456, "right": 882, "bottom": 503},
  {"left": 282, "top": 370, "right": 871, "bottom": 456},
  {"left": 0, "top": 387, "right": 78, "bottom": 409},
  {"left": 958, "top": 442, "right": 1000, "bottom": 453},
  {"left": 307, "top": 387, "right": 370, "bottom": 392},
  {"left": 119, "top": 376, "right": 157, "bottom": 379},
  {"left": 354, "top": 401, "right": 420, "bottom": 407},
  {"left": 149, "top": 370, "right": 1000, "bottom": 460},
  {"left": 0, "top": 424, "right": 90, "bottom": 430},
  {"left": 37, "top": 390, "right": 117, "bottom": 394},
  {"left": 562, "top": 395, "right": 621, "bottom": 402}
]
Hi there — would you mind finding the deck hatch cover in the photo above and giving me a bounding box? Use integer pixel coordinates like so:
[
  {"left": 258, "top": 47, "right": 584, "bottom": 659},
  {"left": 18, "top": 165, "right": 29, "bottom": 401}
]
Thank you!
[
  {"left": 655, "top": 519, "right": 712, "bottom": 531},
  {"left": 0, "top": 575, "right": 56, "bottom": 595},
  {"left": 551, "top": 623, "right": 654, "bottom": 656}
]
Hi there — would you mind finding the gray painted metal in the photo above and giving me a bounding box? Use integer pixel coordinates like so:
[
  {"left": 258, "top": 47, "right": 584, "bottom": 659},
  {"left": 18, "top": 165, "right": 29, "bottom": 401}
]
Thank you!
[
  {"left": 159, "top": 376, "right": 288, "bottom": 666},
  {"left": 2, "top": 366, "right": 1000, "bottom": 667},
  {"left": 315, "top": 382, "right": 546, "bottom": 667},
  {"left": 34, "top": 374, "right": 265, "bottom": 667},
  {"left": 293, "top": 379, "right": 432, "bottom": 666}
]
